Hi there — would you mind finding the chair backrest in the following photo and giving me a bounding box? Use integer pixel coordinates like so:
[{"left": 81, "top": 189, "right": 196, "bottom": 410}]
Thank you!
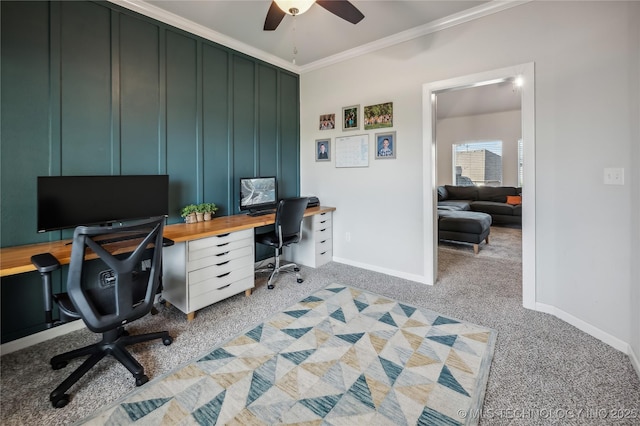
[
  {"left": 274, "top": 197, "right": 309, "bottom": 246},
  {"left": 66, "top": 216, "right": 165, "bottom": 333}
]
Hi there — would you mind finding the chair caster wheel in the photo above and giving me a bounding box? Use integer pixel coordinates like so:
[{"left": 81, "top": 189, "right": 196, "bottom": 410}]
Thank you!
[
  {"left": 136, "top": 375, "right": 149, "bottom": 386},
  {"left": 51, "top": 394, "right": 70, "bottom": 408},
  {"left": 297, "top": 278, "right": 304, "bottom": 283},
  {"left": 294, "top": 267, "right": 300, "bottom": 272},
  {"left": 163, "top": 336, "right": 173, "bottom": 346},
  {"left": 267, "top": 284, "right": 275, "bottom": 290},
  {"left": 51, "top": 360, "right": 68, "bottom": 370},
  {"left": 267, "top": 263, "right": 275, "bottom": 269}
]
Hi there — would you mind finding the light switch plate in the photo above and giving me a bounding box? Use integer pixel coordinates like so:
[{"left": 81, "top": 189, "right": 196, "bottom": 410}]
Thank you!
[{"left": 604, "top": 168, "right": 624, "bottom": 185}]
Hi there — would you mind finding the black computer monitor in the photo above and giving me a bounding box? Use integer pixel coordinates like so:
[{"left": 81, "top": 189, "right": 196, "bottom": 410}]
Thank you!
[
  {"left": 37, "top": 175, "right": 169, "bottom": 232},
  {"left": 239, "top": 176, "right": 277, "bottom": 214}
]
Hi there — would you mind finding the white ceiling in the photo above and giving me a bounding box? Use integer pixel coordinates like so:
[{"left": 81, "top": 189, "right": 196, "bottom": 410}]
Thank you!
[{"left": 115, "top": 0, "right": 525, "bottom": 116}]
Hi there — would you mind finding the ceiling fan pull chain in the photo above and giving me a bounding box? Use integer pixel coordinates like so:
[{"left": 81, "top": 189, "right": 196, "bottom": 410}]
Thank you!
[{"left": 292, "top": 15, "right": 298, "bottom": 64}]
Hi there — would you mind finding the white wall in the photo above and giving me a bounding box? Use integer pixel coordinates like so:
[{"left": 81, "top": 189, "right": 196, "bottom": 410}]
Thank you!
[
  {"left": 630, "top": 0, "right": 640, "bottom": 375},
  {"left": 300, "top": 1, "right": 639, "bottom": 361},
  {"left": 436, "top": 110, "right": 521, "bottom": 187}
]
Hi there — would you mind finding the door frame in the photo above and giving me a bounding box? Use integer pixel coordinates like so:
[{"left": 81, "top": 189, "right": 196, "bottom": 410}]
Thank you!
[{"left": 422, "top": 63, "right": 536, "bottom": 309}]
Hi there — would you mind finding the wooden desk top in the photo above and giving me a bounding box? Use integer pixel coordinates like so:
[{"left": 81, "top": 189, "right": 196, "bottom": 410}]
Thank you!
[{"left": 0, "top": 206, "right": 336, "bottom": 278}]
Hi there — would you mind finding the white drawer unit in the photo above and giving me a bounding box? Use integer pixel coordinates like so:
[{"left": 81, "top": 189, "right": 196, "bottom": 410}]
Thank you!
[
  {"left": 162, "top": 228, "right": 254, "bottom": 320},
  {"left": 284, "top": 211, "right": 333, "bottom": 268}
]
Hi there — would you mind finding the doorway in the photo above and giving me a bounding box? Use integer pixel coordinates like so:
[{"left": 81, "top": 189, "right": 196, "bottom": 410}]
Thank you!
[{"left": 422, "top": 63, "right": 536, "bottom": 309}]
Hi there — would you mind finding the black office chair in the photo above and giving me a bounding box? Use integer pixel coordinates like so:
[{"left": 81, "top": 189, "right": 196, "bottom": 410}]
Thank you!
[
  {"left": 30, "top": 217, "right": 172, "bottom": 408},
  {"left": 255, "top": 197, "right": 309, "bottom": 289}
]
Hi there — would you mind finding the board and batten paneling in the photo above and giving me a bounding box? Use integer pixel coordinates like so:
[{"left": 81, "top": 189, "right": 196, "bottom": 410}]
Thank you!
[{"left": 0, "top": 0, "right": 300, "bottom": 343}]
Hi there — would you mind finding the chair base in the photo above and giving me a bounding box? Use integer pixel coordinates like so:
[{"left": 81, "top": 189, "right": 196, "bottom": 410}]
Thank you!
[
  {"left": 49, "top": 326, "right": 172, "bottom": 408},
  {"left": 256, "top": 255, "right": 303, "bottom": 289}
]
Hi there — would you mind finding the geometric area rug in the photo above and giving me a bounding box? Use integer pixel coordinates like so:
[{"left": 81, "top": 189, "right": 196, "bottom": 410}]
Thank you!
[{"left": 81, "top": 284, "right": 497, "bottom": 426}]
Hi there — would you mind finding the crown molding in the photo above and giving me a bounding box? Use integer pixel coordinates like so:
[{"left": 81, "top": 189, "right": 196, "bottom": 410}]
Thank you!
[
  {"left": 299, "top": 0, "right": 531, "bottom": 73},
  {"left": 110, "top": 0, "right": 299, "bottom": 73},
  {"left": 110, "top": 0, "right": 530, "bottom": 75}
]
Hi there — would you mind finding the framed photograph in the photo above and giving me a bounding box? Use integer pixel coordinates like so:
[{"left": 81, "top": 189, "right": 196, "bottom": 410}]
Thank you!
[
  {"left": 364, "top": 102, "right": 393, "bottom": 130},
  {"left": 375, "top": 131, "right": 396, "bottom": 159},
  {"left": 315, "top": 139, "right": 331, "bottom": 162},
  {"left": 342, "top": 105, "right": 360, "bottom": 131},
  {"left": 319, "top": 113, "right": 335, "bottom": 130}
]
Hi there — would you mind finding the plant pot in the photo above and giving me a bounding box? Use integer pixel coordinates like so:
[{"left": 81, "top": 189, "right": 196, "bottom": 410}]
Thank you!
[
  {"left": 196, "top": 212, "right": 204, "bottom": 222},
  {"left": 204, "top": 212, "right": 212, "bottom": 221},
  {"left": 185, "top": 213, "right": 197, "bottom": 224}
]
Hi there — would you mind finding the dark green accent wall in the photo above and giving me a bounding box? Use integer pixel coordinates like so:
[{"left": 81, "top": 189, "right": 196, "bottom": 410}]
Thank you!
[{"left": 0, "top": 1, "right": 300, "bottom": 343}]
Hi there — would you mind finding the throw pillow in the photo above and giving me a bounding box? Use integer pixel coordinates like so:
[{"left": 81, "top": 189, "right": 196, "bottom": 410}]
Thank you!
[
  {"left": 506, "top": 195, "right": 522, "bottom": 205},
  {"left": 437, "top": 186, "right": 448, "bottom": 201}
]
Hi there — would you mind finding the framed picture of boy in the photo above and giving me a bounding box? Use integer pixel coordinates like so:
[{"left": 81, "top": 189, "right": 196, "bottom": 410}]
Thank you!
[
  {"left": 375, "top": 131, "right": 396, "bottom": 159},
  {"left": 316, "top": 139, "right": 331, "bottom": 162}
]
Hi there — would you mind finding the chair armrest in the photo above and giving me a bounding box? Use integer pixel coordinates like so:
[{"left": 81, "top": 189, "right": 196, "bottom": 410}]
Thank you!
[{"left": 31, "top": 253, "right": 60, "bottom": 273}]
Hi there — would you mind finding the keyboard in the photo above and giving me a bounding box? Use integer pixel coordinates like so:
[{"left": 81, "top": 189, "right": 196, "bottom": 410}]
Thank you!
[{"left": 247, "top": 209, "right": 275, "bottom": 217}]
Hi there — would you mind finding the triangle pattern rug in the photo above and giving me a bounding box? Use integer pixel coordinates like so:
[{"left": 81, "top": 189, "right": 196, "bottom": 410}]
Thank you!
[{"left": 81, "top": 284, "right": 496, "bottom": 425}]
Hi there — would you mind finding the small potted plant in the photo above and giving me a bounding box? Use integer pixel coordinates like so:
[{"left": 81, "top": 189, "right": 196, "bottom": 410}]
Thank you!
[
  {"left": 180, "top": 204, "right": 198, "bottom": 224},
  {"left": 194, "top": 204, "right": 206, "bottom": 222},
  {"left": 199, "top": 202, "right": 218, "bottom": 221}
]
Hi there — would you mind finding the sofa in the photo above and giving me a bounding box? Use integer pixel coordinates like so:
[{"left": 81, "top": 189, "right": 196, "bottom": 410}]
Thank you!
[{"left": 438, "top": 185, "right": 522, "bottom": 225}]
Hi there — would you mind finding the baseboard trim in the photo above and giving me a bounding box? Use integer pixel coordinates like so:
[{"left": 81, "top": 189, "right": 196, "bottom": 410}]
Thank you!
[
  {"left": 332, "top": 256, "right": 429, "bottom": 285},
  {"left": 0, "top": 320, "right": 86, "bottom": 356},
  {"left": 535, "top": 302, "right": 629, "bottom": 353},
  {"left": 629, "top": 344, "right": 640, "bottom": 380}
]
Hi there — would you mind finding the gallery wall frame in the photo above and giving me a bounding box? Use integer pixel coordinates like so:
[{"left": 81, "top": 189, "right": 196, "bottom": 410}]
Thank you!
[
  {"left": 364, "top": 102, "right": 393, "bottom": 130},
  {"left": 316, "top": 139, "right": 331, "bottom": 162},
  {"left": 319, "top": 114, "right": 335, "bottom": 130},
  {"left": 375, "top": 131, "right": 396, "bottom": 159},
  {"left": 342, "top": 105, "right": 360, "bottom": 131}
]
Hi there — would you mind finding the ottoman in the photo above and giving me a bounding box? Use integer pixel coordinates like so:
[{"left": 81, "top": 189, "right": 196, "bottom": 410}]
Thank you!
[{"left": 438, "top": 210, "right": 492, "bottom": 254}]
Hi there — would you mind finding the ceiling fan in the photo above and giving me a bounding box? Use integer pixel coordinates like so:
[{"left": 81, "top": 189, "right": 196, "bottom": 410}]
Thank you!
[{"left": 264, "top": 0, "right": 365, "bottom": 31}]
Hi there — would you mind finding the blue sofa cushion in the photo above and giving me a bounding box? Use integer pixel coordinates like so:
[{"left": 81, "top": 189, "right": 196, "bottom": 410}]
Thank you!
[{"left": 470, "top": 201, "right": 521, "bottom": 216}]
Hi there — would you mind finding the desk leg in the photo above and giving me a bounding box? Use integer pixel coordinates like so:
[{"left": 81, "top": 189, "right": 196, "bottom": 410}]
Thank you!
[
  {"left": 245, "top": 289, "right": 252, "bottom": 297},
  {"left": 41, "top": 272, "right": 54, "bottom": 328},
  {"left": 187, "top": 312, "right": 195, "bottom": 321}
]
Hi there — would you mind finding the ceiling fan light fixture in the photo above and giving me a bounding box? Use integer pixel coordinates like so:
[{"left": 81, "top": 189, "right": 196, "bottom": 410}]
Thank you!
[{"left": 274, "top": 0, "right": 315, "bottom": 16}]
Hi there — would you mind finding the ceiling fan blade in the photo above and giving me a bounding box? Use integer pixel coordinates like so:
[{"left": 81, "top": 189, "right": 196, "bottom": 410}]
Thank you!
[
  {"left": 264, "top": 1, "right": 286, "bottom": 31},
  {"left": 316, "top": 0, "right": 364, "bottom": 24}
]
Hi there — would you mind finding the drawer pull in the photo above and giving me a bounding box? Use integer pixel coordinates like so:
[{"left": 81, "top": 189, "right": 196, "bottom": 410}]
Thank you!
[
  {"left": 320, "top": 220, "right": 327, "bottom": 224},
  {"left": 320, "top": 212, "right": 326, "bottom": 216},
  {"left": 216, "top": 251, "right": 230, "bottom": 257},
  {"left": 217, "top": 233, "right": 230, "bottom": 238},
  {"left": 217, "top": 283, "right": 231, "bottom": 290},
  {"left": 320, "top": 240, "right": 327, "bottom": 244},
  {"left": 216, "top": 242, "right": 230, "bottom": 247},
  {"left": 216, "top": 272, "right": 231, "bottom": 278},
  {"left": 319, "top": 228, "right": 327, "bottom": 232},
  {"left": 216, "top": 260, "right": 230, "bottom": 267},
  {"left": 320, "top": 251, "right": 327, "bottom": 255}
]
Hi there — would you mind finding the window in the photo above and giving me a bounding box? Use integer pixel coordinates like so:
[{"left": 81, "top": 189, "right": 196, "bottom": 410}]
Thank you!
[{"left": 452, "top": 141, "right": 503, "bottom": 186}]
